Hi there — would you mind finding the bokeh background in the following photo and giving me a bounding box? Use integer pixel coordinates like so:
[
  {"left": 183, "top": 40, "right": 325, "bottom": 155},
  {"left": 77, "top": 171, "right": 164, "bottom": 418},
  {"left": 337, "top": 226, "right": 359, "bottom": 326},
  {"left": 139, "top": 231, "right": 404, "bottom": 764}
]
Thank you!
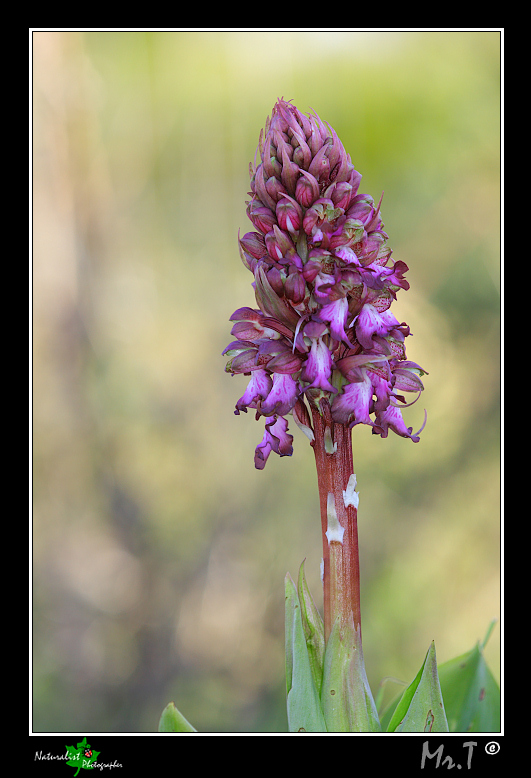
[{"left": 32, "top": 30, "right": 501, "bottom": 733}]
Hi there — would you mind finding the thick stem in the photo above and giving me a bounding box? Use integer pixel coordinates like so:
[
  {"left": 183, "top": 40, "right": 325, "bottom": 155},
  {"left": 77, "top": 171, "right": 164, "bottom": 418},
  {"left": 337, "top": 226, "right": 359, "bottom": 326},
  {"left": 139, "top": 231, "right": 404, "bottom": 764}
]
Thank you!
[{"left": 310, "top": 400, "right": 361, "bottom": 644}]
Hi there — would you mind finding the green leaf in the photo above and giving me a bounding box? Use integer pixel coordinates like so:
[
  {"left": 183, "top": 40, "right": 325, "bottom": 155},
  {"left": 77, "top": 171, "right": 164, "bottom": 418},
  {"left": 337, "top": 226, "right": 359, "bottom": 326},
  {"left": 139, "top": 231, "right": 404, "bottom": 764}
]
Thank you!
[
  {"left": 285, "top": 573, "right": 327, "bottom": 732},
  {"left": 65, "top": 737, "right": 101, "bottom": 776},
  {"left": 437, "top": 625, "right": 500, "bottom": 732},
  {"left": 158, "top": 702, "right": 197, "bottom": 733},
  {"left": 297, "top": 560, "right": 325, "bottom": 696},
  {"left": 387, "top": 642, "right": 449, "bottom": 732},
  {"left": 321, "top": 615, "right": 381, "bottom": 732},
  {"left": 375, "top": 677, "right": 408, "bottom": 731}
]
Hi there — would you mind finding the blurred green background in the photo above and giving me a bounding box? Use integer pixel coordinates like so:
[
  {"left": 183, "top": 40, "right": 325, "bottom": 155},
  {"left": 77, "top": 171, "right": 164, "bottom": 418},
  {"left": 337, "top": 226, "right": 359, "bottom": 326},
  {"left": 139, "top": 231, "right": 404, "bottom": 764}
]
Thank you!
[{"left": 32, "top": 30, "right": 500, "bottom": 733}]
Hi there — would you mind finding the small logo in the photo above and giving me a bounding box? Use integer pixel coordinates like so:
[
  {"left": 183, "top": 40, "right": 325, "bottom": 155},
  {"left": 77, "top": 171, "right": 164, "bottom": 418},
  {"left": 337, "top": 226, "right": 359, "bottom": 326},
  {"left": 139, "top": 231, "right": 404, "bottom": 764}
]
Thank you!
[
  {"left": 65, "top": 737, "right": 100, "bottom": 776},
  {"left": 485, "top": 741, "right": 500, "bottom": 755}
]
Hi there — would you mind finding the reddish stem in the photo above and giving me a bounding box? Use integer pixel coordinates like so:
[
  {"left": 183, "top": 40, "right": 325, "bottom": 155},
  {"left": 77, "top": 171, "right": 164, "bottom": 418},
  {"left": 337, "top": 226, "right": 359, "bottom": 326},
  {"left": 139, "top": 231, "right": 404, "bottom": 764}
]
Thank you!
[{"left": 310, "top": 400, "right": 361, "bottom": 643}]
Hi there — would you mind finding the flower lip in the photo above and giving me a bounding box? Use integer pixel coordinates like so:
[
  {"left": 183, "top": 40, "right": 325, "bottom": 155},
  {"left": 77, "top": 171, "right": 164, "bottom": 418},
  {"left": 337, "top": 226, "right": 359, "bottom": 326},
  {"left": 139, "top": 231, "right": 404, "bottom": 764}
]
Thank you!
[
  {"left": 300, "top": 336, "right": 337, "bottom": 394},
  {"left": 235, "top": 368, "right": 272, "bottom": 414},
  {"left": 254, "top": 414, "right": 294, "bottom": 469},
  {"left": 331, "top": 371, "right": 373, "bottom": 427},
  {"left": 317, "top": 297, "right": 356, "bottom": 349},
  {"left": 373, "top": 405, "right": 427, "bottom": 443},
  {"left": 260, "top": 372, "right": 299, "bottom": 417},
  {"left": 354, "top": 303, "right": 400, "bottom": 350}
]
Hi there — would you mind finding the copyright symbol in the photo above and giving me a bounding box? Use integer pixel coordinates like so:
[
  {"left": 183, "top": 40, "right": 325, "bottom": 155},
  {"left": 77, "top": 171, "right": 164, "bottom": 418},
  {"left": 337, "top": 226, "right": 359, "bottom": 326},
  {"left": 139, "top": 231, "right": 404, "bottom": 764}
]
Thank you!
[{"left": 485, "top": 741, "right": 500, "bottom": 755}]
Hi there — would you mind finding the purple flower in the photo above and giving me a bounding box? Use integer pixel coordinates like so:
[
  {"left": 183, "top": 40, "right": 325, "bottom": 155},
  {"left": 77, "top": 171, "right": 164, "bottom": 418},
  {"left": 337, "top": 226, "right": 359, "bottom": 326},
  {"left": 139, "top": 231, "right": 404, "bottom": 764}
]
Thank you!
[
  {"left": 254, "top": 415, "right": 294, "bottom": 470},
  {"left": 318, "top": 297, "right": 355, "bottom": 348},
  {"left": 260, "top": 372, "right": 299, "bottom": 417},
  {"left": 224, "top": 99, "right": 427, "bottom": 467},
  {"left": 373, "top": 404, "right": 427, "bottom": 443},
  {"left": 300, "top": 337, "right": 336, "bottom": 393},
  {"left": 369, "top": 370, "right": 393, "bottom": 413},
  {"left": 331, "top": 371, "right": 373, "bottom": 426},
  {"left": 354, "top": 304, "right": 401, "bottom": 350},
  {"left": 235, "top": 369, "right": 272, "bottom": 414},
  {"left": 333, "top": 245, "right": 359, "bottom": 266}
]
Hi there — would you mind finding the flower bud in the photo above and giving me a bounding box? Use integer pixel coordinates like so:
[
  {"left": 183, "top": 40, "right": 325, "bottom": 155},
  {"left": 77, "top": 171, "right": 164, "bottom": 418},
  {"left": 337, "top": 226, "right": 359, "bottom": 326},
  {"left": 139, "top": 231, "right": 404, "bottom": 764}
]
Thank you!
[
  {"left": 295, "top": 170, "right": 320, "bottom": 208},
  {"left": 276, "top": 196, "right": 302, "bottom": 234},
  {"left": 261, "top": 137, "right": 282, "bottom": 179},
  {"left": 291, "top": 132, "right": 312, "bottom": 170},
  {"left": 265, "top": 175, "right": 288, "bottom": 203},
  {"left": 247, "top": 200, "right": 276, "bottom": 234},
  {"left": 254, "top": 164, "right": 277, "bottom": 211},
  {"left": 324, "top": 181, "right": 353, "bottom": 211},
  {"left": 239, "top": 231, "right": 267, "bottom": 259},
  {"left": 347, "top": 194, "right": 375, "bottom": 225},
  {"left": 266, "top": 265, "right": 285, "bottom": 296},
  {"left": 285, "top": 269, "right": 306, "bottom": 303},
  {"left": 308, "top": 143, "right": 331, "bottom": 184},
  {"left": 265, "top": 225, "right": 296, "bottom": 263}
]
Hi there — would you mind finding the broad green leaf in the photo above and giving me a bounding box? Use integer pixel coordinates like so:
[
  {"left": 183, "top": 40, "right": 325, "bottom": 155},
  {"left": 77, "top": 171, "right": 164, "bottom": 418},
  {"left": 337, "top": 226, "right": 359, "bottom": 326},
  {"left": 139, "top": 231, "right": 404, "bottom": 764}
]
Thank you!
[
  {"left": 437, "top": 630, "right": 500, "bottom": 732},
  {"left": 387, "top": 642, "right": 448, "bottom": 732},
  {"left": 285, "top": 573, "right": 327, "bottom": 732},
  {"left": 297, "top": 560, "right": 325, "bottom": 695},
  {"left": 158, "top": 702, "right": 197, "bottom": 732},
  {"left": 321, "top": 615, "right": 381, "bottom": 732}
]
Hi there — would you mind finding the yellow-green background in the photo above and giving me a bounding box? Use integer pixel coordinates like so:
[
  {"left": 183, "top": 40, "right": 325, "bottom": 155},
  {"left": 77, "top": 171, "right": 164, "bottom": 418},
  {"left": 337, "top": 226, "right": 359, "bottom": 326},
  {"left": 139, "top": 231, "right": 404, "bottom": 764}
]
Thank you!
[{"left": 33, "top": 30, "right": 501, "bottom": 733}]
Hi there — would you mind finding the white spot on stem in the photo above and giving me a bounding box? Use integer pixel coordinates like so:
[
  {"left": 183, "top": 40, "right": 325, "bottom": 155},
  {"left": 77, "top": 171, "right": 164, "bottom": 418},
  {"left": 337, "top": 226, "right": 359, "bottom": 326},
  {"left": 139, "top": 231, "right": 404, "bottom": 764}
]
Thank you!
[
  {"left": 343, "top": 473, "right": 359, "bottom": 509},
  {"left": 324, "top": 425, "right": 337, "bottom": 454},
  {"left": 325, "top": 492, "right": 345, "bottom": 544}
]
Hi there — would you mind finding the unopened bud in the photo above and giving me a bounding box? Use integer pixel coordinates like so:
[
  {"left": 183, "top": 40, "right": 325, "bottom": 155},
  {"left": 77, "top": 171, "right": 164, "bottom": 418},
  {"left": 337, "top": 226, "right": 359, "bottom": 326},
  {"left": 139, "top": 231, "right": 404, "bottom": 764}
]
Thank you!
[{"left": 276, "top": 196, "right": 302, "bottom": 234}]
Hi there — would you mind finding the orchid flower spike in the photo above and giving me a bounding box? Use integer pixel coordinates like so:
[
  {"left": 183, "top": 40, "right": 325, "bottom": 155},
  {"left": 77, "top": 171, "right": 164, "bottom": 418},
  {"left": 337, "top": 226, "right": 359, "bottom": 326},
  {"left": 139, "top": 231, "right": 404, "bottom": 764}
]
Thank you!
[{"left": 224, "top": 99, "right": 427, "bottom": 467}]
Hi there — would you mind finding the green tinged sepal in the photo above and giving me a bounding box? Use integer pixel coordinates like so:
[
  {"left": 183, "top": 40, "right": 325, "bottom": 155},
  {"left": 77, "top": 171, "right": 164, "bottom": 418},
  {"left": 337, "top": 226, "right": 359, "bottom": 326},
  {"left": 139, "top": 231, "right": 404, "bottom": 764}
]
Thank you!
[
  {"left": 321, "top": 615, "right": 381, "bottom": 732},
  {"left": 285, "top": 572, "right": 327, "bottom": 732},
  {"left": 158, "top": 702, "right": 197, "bottom": 733},
  {"left": 386, "top": 642, "right": 449, "bottom": 732},
  {"left": 437, "top": 621, "right": 500, "bottom": 732}
]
